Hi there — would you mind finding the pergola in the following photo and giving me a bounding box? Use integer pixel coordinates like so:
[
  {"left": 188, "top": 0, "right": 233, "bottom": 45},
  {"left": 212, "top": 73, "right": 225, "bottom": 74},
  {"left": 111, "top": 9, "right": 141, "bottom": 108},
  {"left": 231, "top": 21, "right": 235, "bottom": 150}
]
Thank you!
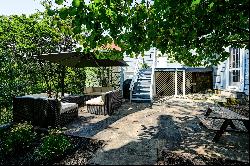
[{"left": 37, "top": 51, "right": 128, "bottom": 96}]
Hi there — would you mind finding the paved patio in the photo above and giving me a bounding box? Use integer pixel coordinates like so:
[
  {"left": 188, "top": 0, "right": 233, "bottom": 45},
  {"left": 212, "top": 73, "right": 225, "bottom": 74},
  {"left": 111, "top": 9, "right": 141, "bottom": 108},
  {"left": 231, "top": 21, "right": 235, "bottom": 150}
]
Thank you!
[{"left": 64, "top": 95, "right": 249, "bottom": 165}]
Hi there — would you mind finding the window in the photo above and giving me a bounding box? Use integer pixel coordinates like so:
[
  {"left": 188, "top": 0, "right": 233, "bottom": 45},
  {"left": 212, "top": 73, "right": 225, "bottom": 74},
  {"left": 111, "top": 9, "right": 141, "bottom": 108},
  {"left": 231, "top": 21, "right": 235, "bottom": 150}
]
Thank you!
[
  {"left": 229, "top": 48, "right": 240, "bottom": 69},
  {"left": 231, "top": 70, "right": 240, "bottom": 82},
  {"left": 229, "top": 48, "right": 241, "bottom": 87}
]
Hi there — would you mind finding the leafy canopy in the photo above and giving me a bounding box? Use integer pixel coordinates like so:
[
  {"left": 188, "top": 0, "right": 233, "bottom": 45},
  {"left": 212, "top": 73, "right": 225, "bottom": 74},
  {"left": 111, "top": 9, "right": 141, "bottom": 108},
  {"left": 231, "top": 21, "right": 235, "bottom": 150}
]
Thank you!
[
  {"left": 0, "top": 12, "right": 85, "bottom": 111},
  {"left": 47, "top": 0, "right": 249, "bottom": 66}
]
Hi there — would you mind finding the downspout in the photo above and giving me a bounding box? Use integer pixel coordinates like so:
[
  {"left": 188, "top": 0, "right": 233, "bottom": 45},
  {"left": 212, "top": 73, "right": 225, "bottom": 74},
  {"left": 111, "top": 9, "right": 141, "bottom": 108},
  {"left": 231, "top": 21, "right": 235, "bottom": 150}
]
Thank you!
[{"left": 150, "top": 48, "right": 156, "bottom": 102}]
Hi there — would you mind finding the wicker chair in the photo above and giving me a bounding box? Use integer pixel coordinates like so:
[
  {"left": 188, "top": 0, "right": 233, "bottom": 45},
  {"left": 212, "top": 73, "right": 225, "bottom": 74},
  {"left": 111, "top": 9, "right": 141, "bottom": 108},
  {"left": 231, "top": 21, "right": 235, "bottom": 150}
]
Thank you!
[
  {"left": 86, "top": 90, "right": 122, "bottom": 115},
  {"left": 13, "top": 96, "right": 78, "bottom": 128}
]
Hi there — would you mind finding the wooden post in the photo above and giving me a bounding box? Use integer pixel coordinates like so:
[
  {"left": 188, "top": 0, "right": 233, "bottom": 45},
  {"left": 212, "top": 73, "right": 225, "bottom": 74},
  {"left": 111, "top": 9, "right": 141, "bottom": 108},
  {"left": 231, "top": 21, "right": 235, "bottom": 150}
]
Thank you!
[
  {"left": 120, "top": 67, "right": 124, "bottom": 96},
  {"left": 61, "top": 65, "right": 66, "bottom": 97},
  {"left": 183, "top": 70, "right": 186, "bottom": 96}
]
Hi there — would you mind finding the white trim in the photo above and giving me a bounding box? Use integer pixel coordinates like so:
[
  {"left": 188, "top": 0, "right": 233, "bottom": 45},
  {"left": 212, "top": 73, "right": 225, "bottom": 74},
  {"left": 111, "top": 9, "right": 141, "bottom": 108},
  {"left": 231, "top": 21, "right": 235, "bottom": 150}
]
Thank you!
[
  {"left": 227, "top": 47, "right": 242, "bottom": 92},
  {"left": 183, "top": 70, "right": 186, "bottom": 96},
  {"left": 240, "top": 48, "right": 245, "bottom": 92},
  {"left": 175, "top": 70, "right": 178, "bottom": 96},
  {"left": 120, "top": 67, "right": 124, "bottom": 96}
]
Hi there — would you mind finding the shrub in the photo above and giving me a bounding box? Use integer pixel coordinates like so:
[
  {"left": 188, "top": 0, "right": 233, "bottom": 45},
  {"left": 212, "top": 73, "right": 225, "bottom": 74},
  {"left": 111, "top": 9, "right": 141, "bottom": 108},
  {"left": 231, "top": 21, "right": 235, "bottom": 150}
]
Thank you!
[
  {"left": 35, "top": 129, "right": 72, "bottom": 161},
  {"left": 0, "top": 107, "right": 13, "bottom": 125},
  {"left": 226, "top": 97, "right": 239, "bottom": 106},
  {"left": 1, "top": 122, "right": 36, "bottom": 155},
  {"left": 141, "top": 63, "right": 149, "bottom": 69}
]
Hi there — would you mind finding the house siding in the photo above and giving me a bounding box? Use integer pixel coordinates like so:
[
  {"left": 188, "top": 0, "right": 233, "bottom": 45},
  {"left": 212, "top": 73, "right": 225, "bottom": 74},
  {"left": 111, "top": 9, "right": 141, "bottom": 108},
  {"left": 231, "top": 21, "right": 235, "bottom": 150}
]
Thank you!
[
  {"left": 244, "top": 49, "right": 249, "bottom": 95},
  {"left": 213, "top": 48, "right": 249, "bottom": 96}
]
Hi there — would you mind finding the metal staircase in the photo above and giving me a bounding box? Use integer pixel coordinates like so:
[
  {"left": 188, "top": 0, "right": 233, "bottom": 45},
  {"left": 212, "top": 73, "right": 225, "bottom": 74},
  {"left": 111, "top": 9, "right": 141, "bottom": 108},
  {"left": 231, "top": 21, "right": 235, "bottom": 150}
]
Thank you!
[
  {"left": 131, "top": 68, "right": 152, "bottom": 102},
  {"left": 129, "top": 48, "right": 157, "bottom": 103}
]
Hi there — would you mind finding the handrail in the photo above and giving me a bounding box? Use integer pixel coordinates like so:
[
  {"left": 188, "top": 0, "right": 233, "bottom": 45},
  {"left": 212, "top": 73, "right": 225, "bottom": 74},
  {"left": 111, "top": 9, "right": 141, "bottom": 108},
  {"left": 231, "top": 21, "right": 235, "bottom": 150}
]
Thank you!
[
  {"left": 129, "top": 56, "right": 142, "bottom": 103},
  {"left": 150, "top": 48, "right": 157, "bottom": 102}
]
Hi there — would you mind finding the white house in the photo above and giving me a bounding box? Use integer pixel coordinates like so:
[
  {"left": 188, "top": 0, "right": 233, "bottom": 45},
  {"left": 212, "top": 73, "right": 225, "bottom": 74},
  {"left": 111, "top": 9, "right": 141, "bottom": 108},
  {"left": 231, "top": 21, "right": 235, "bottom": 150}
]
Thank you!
[
  {"left": 122, "top": 48, "right": 213, "bottom": 102},
  {"left": 213, "top": 47, "right": 249, "bottom": 97},
  {"left": 121, "top": 46, "right": 249, "bottom": 102}
]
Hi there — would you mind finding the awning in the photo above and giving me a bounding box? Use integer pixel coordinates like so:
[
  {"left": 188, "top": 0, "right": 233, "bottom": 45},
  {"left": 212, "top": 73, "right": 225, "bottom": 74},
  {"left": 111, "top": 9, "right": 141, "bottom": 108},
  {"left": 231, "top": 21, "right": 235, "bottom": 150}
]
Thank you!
[{"left": 37, "top": 52, "right": 128, "bottom": 67}]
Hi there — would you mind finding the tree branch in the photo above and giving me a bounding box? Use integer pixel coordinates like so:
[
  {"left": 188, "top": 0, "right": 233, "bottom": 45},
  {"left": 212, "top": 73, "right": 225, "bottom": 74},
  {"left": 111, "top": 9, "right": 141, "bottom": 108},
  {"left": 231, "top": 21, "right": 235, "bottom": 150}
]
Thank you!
[{"left": 227, "top": 40, "right": 249, "bottom": 44}]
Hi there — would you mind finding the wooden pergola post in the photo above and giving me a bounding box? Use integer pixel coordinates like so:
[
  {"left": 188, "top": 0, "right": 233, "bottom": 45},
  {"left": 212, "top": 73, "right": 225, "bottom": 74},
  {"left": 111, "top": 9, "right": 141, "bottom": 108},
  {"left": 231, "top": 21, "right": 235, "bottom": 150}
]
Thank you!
[
  {"left": 61, "top": 65, "right": 66, "bottom": 97},
  {"left": 120, "top": 66, "right": 124, "bottom": 96}
]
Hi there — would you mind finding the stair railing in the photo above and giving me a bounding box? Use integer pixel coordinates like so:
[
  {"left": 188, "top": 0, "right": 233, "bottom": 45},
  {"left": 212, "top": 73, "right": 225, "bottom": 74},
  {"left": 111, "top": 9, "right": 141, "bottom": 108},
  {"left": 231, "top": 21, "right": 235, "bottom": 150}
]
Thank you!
[
  {"left": 129, "top": 56, "right": 142, "bottom": 103},
  {"left": 150, "top": 48, "right": 157, "bottom": 103}
]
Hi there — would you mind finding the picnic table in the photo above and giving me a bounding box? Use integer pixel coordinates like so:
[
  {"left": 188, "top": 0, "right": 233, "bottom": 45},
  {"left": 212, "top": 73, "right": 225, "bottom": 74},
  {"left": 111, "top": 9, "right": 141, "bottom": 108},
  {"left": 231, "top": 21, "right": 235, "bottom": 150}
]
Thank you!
[{"left": 197, "top": 105, "right": 249, "bottom": 142}]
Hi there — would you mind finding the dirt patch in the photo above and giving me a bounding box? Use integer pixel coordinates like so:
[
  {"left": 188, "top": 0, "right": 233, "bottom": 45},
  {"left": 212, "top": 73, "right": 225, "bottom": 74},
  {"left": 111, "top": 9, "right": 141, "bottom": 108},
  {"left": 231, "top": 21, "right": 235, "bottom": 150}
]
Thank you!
[{"left": 64, "top": 94, "right": 249, "bottom": 165}]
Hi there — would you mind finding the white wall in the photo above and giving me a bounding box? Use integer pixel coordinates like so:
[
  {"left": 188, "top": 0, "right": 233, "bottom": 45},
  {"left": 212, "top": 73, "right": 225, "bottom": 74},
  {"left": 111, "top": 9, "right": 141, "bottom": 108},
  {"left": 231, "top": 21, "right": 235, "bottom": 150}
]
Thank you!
[{"left": 244, "top": 49, "right": 249, "bottom": 95}]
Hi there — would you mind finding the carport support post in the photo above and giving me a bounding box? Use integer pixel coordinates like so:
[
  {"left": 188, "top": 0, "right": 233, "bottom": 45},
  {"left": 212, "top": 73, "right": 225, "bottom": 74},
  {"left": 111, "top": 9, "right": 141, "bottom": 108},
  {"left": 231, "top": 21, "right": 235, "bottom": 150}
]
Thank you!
[
  {"left": 120, "top": 66, "right": 124, "bottom": 96},
  {"left": 175, "top": 70, "right": 177, "bottom": 96},
  {"left": 183, "top": 70, "right": 186, "bottom": 96},
  {"left": 61, "top": 65, "right": 66, "bottom": 97}
]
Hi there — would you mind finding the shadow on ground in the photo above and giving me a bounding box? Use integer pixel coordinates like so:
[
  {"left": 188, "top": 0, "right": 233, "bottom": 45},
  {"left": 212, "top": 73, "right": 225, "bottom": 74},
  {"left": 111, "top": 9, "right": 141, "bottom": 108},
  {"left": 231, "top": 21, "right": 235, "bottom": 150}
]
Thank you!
[
  {"left": 65, "top": 96, "right": 249, "bottom": 165},
  {"left": 65, "top": 101, "right": 152, "bottom": 138}
]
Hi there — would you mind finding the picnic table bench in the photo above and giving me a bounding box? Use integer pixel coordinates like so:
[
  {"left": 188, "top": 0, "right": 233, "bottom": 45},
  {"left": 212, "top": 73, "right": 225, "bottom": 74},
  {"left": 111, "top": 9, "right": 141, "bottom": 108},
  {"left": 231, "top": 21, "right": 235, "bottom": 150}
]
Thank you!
[{"left": 197, "top": 106, "right": 249, "bottom": 142}]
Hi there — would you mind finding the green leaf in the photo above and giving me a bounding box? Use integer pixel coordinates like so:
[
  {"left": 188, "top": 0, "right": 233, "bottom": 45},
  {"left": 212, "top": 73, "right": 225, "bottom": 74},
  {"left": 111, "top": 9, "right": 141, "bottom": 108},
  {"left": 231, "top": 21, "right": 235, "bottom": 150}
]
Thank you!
[
  {"left": 191, "top": 0, "right": 201, "bottom": 9},
  {"left": 75, "top": 47, "right": 82, "bottom": 52},
  {"left": 47, "top": 9, "right": 55, "bottom": 16},
  {"left": 55, "top": 0, "right": 64, "bottom": 5},
  {"left": 59, "top": 8, "right": 68, "bottom": 19},
  {"left": 72, "top": 0, "right": 81, "bottom": 7},
  {"left": 106, "top": 9, "right": 112, "bottom": 16},
  {"left": 191, "top": 0, "right": 201, "bottom": 6},
  {"left": 209, "top": 2, "right": 214, "bottom": 9}
]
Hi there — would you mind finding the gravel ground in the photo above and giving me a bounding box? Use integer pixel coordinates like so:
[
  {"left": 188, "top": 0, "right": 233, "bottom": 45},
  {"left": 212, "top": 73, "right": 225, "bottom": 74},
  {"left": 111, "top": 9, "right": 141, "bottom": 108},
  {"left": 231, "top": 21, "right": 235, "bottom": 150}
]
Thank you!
[
  {"left": 2, "top": 93, "right": 247, "bottom": 165},
  {"left": 159, "top": 149, "right": 249, "bottom": 165},
  {"left": 64, "top": 94, "right": 249, "bottom": 165}
]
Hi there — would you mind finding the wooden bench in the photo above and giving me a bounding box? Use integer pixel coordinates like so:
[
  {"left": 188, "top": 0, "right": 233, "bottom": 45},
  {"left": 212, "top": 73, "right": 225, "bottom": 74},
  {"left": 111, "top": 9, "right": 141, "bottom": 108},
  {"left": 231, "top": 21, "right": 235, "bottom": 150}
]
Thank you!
[{"left": 197, "top": 106, "right": 249, "bottom": 142}]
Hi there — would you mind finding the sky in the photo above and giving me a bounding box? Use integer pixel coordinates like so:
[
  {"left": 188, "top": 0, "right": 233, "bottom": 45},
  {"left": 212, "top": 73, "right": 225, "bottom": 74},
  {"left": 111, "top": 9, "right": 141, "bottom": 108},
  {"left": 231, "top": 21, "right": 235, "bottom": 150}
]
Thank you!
[
  {"left": 0, "top": 0, "right": 45, "bottom": 16},
  {"left": 0, "top": 0, "right": 148, "bottom": 16}
]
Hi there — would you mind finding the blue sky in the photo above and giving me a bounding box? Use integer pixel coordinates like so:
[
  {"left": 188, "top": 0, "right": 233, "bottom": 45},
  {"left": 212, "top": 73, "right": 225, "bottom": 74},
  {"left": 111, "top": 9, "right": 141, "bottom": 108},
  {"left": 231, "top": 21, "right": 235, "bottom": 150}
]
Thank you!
[
  {"left": 0, "top": 0, "right": 45, "bottom": 16},
  {"left": 0, "top": 0, "right": 146, "bottom": 16}
]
